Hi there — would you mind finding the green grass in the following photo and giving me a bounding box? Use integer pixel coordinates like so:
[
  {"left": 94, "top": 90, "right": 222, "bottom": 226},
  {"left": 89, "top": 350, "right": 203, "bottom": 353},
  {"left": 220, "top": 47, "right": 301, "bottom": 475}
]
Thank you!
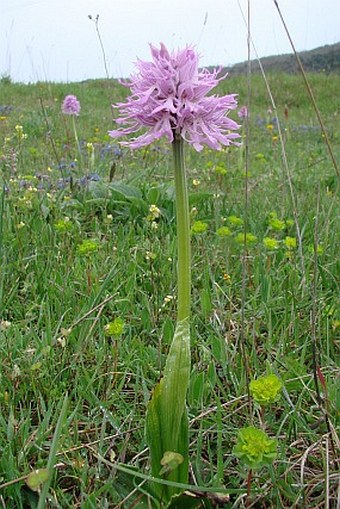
[{"left": 0, "top": 72, "right": 339, "bottom": 508}]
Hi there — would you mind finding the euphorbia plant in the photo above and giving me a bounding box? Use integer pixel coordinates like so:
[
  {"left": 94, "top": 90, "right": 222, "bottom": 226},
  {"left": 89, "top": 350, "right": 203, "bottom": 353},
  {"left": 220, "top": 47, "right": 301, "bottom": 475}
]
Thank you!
[
  {"left": 250, "top": 373, "right": 283, "bottom": 426},
  {"left": 249, "top": 373, "right": 283, "bottom": 407},
  {"left": 233, "top": 426, "right": 278, "bottom": 505},
  {"left": 109, "top": 42, "right": 240, "bottom": 505}
]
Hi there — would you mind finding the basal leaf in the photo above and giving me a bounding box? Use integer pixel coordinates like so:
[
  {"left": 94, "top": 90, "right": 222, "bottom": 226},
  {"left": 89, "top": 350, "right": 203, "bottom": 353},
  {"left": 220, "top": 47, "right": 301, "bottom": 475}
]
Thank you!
[{"left": 145, "top": 319, "right": 190, "bottom": 502}]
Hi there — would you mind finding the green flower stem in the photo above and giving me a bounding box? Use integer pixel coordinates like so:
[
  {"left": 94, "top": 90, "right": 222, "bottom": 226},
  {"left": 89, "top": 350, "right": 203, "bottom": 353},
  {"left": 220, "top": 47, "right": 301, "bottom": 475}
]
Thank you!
[
  {"left": 246, "top": 468, "right": 253, "bottom": 507},
  {"left": 145, "top": 135, "right": 191, "bottom": 501},
  {"left": 172, "top": 134, "right": 191, "bottom": 321},
  {"left": 72, "top": 115, "right": 83, "bottom": 168}
]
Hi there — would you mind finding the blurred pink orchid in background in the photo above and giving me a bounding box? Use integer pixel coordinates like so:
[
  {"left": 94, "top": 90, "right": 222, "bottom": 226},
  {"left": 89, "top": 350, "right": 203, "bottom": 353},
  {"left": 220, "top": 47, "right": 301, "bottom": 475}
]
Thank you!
[
  {"left": 238, "top": 105, "right": 248, "bottom": 120},
  {"left": 61, "top": 95, "right": 81, "bottom": 116},
  {"left": 109, "top": 43, "right": 240, "bottom": 151}
]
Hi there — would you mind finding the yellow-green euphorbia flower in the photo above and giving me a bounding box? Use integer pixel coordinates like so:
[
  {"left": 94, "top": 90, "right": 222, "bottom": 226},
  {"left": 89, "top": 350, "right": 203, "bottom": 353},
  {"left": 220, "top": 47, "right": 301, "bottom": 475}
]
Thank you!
[
  {"left": 233, "top": 426, "right": 277, "bottom": 469},
  {"left": 250, "top": 373, "right": 282, "bottom": 406}
]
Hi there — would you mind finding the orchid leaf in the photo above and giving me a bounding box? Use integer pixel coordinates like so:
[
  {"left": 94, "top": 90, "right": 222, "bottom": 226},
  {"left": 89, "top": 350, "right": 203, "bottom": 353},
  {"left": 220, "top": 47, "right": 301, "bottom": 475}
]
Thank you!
[
  {"left": 145, "top": 319, "right": 190, "bottom": 502},
  {"left": 167, "top": 492, "right": 203, "bottom": 509}
]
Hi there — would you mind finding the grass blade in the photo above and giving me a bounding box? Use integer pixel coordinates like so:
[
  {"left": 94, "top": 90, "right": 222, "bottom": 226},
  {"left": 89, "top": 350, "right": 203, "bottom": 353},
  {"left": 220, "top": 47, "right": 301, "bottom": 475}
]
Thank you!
[{"left": 37, "top": 393, "right": 68, "bottom": 509}]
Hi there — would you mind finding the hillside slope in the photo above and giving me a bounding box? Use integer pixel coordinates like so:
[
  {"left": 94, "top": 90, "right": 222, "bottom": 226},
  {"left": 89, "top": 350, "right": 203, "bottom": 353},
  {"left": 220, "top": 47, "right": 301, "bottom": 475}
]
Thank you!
[{"left": 225, "top": 42, "right": 340, "bottom": 74}]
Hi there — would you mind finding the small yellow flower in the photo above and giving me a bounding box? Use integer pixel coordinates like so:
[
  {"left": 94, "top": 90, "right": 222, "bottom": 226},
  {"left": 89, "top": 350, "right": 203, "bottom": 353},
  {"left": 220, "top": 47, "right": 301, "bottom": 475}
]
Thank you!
[
  {"left": 104, "top": 214, "right": 113, "bottom": 224},
  {"left": 284, "top": 236, "right": 297, "bottom": 250},
  {"left": 77, "top": 239, "right": 99, "bottom": 255},
  {"left": 250, "top": 374, "right": 282, "bottom": 406},
  {"left": 223, "top": 273, "right": 231, "bottom": 283},
  {"left": 104, "top": 317, "right": 124, "bottom": 337},
  {"left": 227, "top": 215, "right": 244, "bottom": 227},
  {"left": 266, "top": 124, "right": 274, "bottom": 130},
  {"left": 55, "top": 217, "right": 72, "bottom": 233},
  {"left": 191, "top": 220, "right": 208, "bottom": 234},
  {"left": 216, "top": 226, "right": 231, "bottom": 237},
  {"left": 268, "top": 212, "right": 285, "bottom": 231},
  {"left": 15, "top": 124, "right": 27, "bottom": 139},
  {"left": 263, "top": 237, "right": 279, "bottom": 250},
  {"left": 192, "top": 178, "right": 201, "bottom": 186},
  {"left": 147, "top": 204, "right": 161, "bottom": 221},
  {"left": 149, "top": 204, "right": 160, "bottom": 215},
  {"left": 271, "top": 218, "right": 285, "bottom": 230},
  {"left": 233, "top": 426, "right": 277, "bottom": 469}
]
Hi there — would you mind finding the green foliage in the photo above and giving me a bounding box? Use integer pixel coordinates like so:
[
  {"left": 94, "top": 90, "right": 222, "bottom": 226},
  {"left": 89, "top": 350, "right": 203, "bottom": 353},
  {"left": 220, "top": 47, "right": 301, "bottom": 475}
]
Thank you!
[{"left": 0, "top": 72, "right": 339, "bottom": 507}]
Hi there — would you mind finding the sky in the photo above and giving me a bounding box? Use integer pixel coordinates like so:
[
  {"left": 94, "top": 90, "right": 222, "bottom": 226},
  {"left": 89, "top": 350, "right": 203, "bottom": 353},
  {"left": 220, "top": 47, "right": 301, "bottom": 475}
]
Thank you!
[{"left": 1, "top": 0, "right": 339, "bottom": 83}]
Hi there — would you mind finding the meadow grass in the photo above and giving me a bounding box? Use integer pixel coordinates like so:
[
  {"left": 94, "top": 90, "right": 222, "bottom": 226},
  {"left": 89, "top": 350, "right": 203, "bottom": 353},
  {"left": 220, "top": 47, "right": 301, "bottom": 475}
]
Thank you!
[{"left": 0, "top": 72, "right": 339, "bottom": 508}]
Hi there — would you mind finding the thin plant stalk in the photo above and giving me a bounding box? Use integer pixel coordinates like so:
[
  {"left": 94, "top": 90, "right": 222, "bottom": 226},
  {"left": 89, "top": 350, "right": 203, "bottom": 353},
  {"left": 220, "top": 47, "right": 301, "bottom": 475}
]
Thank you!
[
  {"left": 88, "top": 14, "right": 110, "bottom": 80},
  {"left": 240, "top": 0, "right": 253, "bottom": 419},
  {"left": 0, "top": 186, "right": 5, "bottom": 261},
  {"left": 246, "top": 468, "right": 253, "bottom": 507},
  {"left": 0, "top": 186, "right": 5, "bottom": 320},
  {"left": 311, "top": 184, "right": 322, "bottom": 405},
  {"left": 72, "top": 115, "right": 83, "bottom": 169},
  {"left": 237, "top": 0, "right": 307, "bottom": 290},
  {"left": 172, "top": 134, "right": 191, "bottom": 322}
]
